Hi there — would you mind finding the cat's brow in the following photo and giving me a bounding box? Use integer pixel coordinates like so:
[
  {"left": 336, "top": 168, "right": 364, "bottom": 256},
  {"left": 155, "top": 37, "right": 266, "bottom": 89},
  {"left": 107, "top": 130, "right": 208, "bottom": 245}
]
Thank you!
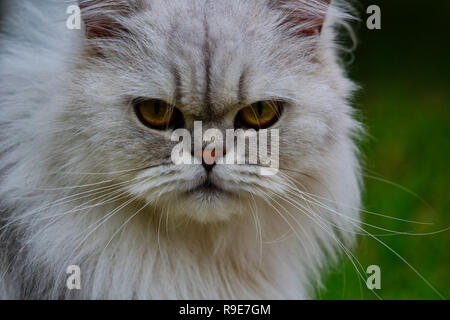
[
  {"left": 238, "top": 69, "right": 247, "bottom": 105},
  {"left": 171, "top": 64, "right": 182, "bottom": 105},
  {"left": 202, "top": 7, "right": 213, "bottom": 120}
]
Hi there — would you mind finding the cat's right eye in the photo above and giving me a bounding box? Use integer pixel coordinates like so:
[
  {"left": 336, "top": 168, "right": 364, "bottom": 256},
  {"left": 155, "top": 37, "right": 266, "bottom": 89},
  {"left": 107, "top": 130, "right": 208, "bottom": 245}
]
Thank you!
[{"left": 134, "top": 99, "right": 183, "bottom": 130}]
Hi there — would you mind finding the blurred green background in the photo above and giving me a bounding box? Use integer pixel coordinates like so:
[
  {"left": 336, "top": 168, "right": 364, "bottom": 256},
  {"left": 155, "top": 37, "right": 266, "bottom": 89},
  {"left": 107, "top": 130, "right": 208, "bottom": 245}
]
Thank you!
[{"left": 318, "top": 1, "right": 450, "bottom": 299}]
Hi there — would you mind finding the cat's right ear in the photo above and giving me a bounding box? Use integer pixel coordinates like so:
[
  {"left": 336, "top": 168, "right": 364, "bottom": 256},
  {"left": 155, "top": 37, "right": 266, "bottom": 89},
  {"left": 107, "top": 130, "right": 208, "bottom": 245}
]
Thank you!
[
  {"left": 77, "top": 0, "right": 137, "bottom": 39},
  {"left": 275, "top": 0, "right": 332, "bottom": 37}
]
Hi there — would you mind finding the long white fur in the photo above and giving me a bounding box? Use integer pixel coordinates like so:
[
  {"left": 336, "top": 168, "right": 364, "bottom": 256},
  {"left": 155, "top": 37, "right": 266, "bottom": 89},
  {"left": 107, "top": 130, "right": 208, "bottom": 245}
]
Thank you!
[{"left": 0, "top": 0, "right": 361, "bottom": 299}]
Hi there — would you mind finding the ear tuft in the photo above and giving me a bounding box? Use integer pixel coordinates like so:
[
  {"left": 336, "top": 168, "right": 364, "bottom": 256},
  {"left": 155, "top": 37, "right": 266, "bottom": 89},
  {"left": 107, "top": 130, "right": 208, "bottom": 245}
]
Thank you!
[
  {"left": 78, "top": 0, "right": 136, "bottom": 39},
  {"left": 277, "top": 0, "right": 332, "bottom": 37}
]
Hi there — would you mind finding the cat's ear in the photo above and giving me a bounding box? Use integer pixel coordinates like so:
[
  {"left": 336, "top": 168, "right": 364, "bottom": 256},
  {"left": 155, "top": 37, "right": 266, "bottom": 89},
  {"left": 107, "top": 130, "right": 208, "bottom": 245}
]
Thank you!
[
  {"left": 77, "top": 0, "right": 137, "bottom": 39},
  {"left": 276, "top": 0, "right": 332, "bottom": 37}
]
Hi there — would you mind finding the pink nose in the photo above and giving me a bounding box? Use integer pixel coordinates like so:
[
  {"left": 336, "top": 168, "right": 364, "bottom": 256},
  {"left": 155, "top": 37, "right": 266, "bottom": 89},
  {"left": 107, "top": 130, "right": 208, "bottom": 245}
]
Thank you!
[{"left": 194, "top": 149, "right": 222, "bottom": 171}]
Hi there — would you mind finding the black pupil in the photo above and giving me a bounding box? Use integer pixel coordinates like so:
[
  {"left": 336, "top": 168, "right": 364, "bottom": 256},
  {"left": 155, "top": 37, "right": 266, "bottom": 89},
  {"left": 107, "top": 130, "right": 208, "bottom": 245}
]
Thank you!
[
  {"left": 154, "top": 101, "right": 160, "bottom": 115},
  {"left": 256, "top": 102, "right": 263, "bottom": 116}
]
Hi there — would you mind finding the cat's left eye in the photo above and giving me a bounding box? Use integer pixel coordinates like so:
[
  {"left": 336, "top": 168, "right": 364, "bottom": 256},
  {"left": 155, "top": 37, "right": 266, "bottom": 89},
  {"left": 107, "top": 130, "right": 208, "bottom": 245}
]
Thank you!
[
  {"left": 134, "top": 99, "right": 183, "bottom": 130},
  {"left": 235, "top": 101, "right": 283, "bottom": 129}
]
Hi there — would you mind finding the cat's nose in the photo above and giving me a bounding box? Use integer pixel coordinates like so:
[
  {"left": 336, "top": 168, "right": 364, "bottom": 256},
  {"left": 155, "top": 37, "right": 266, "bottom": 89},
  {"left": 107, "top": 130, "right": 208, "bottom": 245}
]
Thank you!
[
  {"left": 202, "top": 149, "right": 217, "bottom": 172},
  {"left": 192, "top": 148, "right": 225, "bottom": 172}
]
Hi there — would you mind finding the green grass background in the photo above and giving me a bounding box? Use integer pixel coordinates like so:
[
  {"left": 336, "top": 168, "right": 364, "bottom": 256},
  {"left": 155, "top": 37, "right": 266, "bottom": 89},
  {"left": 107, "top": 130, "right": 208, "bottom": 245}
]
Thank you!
[{"left": 318, "top": 1, "right": 450, "bottom": 299}]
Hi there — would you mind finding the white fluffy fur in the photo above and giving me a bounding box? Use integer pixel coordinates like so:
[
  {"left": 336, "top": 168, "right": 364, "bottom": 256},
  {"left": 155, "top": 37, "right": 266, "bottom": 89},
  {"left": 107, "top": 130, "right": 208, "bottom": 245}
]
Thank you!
[{"left": 0, "top": 0, "right": 361, "bottom": 299}]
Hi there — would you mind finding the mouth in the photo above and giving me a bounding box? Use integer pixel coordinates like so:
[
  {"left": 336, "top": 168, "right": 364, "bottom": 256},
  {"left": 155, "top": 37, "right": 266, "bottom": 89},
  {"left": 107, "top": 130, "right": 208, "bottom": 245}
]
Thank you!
[
  {"left": 177, "top": 176, "right": 238, "bottom": 221},
  {"left": 185, "top": 177, "right": 229, "bottom": 199},
  {"left": 190, "top": 178, "right": 222, "bottom": 193}
]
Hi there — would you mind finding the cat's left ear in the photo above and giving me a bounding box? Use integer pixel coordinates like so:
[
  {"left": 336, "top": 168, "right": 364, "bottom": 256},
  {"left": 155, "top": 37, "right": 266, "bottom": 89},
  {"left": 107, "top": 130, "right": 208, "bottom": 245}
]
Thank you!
[
  {"left": 77, "top": 0, "right": 139, "bottom": 39},
  {"left": 276, "top": 0, "right": 332, "bottom": 37}
]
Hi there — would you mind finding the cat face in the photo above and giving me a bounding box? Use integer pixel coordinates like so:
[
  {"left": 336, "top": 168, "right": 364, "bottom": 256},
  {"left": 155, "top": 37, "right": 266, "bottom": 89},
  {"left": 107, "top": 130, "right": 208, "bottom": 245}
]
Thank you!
[{"left": 58, "top": 0, "right": 353, "bottom": 222}]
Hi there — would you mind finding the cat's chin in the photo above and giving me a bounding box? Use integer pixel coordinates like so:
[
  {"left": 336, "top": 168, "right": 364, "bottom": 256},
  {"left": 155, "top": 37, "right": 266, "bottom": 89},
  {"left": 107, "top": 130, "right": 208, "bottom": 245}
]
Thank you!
[
  {"left": 180, "top": 192, "right": 240, "bottom": 223},
  {"left": 160, "top": 184, "right": 242, "bottom": 223}
]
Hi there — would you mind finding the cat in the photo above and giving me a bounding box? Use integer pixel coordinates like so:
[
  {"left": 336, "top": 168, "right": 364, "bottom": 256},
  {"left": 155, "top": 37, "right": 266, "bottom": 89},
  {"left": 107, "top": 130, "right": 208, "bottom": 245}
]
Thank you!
[{"left": 0, "top": 0, "right": 361, "bottom": 299}]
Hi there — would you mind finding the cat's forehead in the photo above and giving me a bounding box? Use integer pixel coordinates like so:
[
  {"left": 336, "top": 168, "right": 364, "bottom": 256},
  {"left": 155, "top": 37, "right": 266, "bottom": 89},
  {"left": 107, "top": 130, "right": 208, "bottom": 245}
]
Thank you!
[{"left": 139, "top": 0, "right": 275, "bottom": 117}]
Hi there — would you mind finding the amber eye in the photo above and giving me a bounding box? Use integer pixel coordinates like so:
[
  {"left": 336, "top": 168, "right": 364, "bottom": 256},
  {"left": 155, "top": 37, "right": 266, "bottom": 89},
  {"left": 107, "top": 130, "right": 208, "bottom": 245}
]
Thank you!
[
  {"left": 236, "top": 101, "right": 282, "bottom": 129},
  {"left": 135, "top": 99, "right": 183, "bottom": 129}
]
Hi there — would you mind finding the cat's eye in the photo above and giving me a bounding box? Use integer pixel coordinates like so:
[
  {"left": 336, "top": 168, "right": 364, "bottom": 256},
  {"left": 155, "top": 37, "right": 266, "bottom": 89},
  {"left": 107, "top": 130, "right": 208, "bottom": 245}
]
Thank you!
[
  {"left": 235, "top": 101, "right": 282, "bottom": 129},
  {"left": 134, "top": 99, "right": 183, "bottom": 130}
]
